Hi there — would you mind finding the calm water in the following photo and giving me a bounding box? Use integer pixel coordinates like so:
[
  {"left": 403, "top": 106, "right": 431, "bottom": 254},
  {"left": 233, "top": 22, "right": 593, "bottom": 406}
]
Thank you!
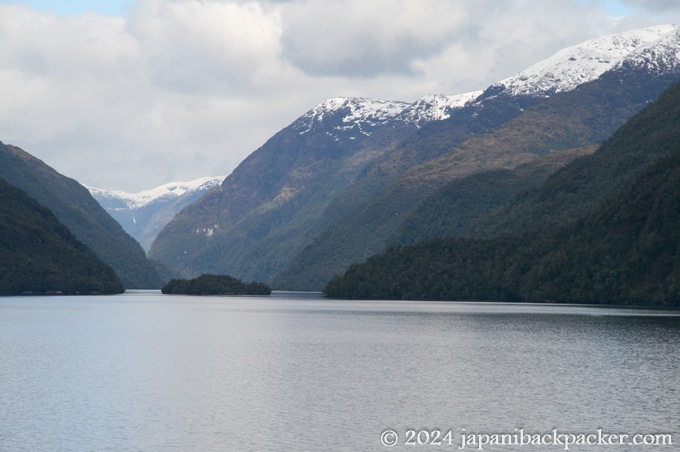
[{"left": 1, "top": 291, "right": 679, "bottom": 451}]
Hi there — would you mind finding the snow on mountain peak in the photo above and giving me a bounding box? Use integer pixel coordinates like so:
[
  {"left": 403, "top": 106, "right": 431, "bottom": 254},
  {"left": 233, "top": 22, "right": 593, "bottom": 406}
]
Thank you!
[
  {"left": 296, "top": 91, "right": 482, "bottom": 138},
  {"left": 494, "top": 24, "right": 679, "bottom": 97},
  {"left": 616, "top": 25, "right": 680, "bottom": 73},
  {"left": 292, "top": 25, "right": 679, "bottom": 141},
  {"left": 88, "top": 175, "right": 224, "bottom": 209},
  {"left": 298, "top": 97, "right": 411, "bottom": 133}
]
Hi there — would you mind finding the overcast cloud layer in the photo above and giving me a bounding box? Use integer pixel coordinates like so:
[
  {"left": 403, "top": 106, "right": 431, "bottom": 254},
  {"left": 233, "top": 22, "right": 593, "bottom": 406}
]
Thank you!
[{"left": 2, "top": 0, "right": 680, "bottom": 191}]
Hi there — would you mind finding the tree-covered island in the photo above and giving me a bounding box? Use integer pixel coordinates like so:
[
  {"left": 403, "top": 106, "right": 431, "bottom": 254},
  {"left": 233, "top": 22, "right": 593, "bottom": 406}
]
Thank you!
[{"left": 161, "top": 274, "right": 271, "bottom": 296}]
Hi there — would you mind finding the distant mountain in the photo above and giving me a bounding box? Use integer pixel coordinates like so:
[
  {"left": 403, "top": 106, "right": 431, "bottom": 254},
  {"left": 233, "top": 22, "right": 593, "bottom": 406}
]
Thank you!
[
  {"left": 88, "top": 176, "right": 223, "bottom": 251},
  {"left": 0, "top": 142, "right": 164, "bottom": 289},
  {"left": 0, "top": 178, "right": 124, "bottom": 295},
  {"left": 324, "top": 79, "right": 680, "bottom": 306},
  {"left": 149, "top": 25, "right": 680, "bottom": 289}
]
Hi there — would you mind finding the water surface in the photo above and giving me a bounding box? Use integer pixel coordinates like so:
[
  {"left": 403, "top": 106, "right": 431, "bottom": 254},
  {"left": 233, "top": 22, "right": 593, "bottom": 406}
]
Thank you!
[{"left": 1, "top": 291, "right": 679, "bottom": 451}]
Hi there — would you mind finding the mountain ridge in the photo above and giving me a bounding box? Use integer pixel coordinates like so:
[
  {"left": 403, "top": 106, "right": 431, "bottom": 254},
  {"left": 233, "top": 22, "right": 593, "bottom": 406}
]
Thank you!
[
  {"left": 294, "top": 25, "right": 678, "bottom": 134},
  {"left": 89, "top": 176, "right": 224, "bottom": 210},
  {"left": 493, "top": 24, "right": 677, "bottom": 97},
  {"left": 149, "top": 24, "right": 680, "bottom": 289}
]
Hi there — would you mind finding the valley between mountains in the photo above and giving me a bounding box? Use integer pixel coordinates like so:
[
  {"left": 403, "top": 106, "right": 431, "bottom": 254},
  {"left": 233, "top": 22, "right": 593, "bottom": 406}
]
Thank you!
[{"left": 4, "top": 24, "right": 680, "bottom": 305}]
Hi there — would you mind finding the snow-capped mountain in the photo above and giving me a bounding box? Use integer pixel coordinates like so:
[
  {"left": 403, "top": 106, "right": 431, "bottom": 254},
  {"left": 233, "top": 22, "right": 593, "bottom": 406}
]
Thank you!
[
  {"left": 293, "top": 91, "right": 482, "bottom": 140},
  {"left": 89, "top": 176, "right": 223, "bottom": 210},
  {"left": 492, "top": 24, "right": 678, "bottom": 97},
  {"left": 89, "top": 176, "right": 223, "bottom": 251},
  {"left": 295, "top": 24, "right": 679, "bottom": 142},
  {"left": 148, "top": 23, "right": 680, "bottom": 287}
]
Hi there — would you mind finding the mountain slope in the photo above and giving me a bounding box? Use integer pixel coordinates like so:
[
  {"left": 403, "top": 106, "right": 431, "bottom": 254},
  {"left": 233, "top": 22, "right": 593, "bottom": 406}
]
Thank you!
[
  {"left": 88, "top": 176, "right": 223, "bottom": 251},
  {"left": 324, "top": 79, "right": 680, "bottom": 306},
  {"left": 273, "top": 148, "right": 596, "bottom": 290},
  {"left": 350, "top": 24, "right": 680, "bottom": 186},
  {"left": 148, "top": 91, "right": 484, "bottom": 280},
  {"left": 278, "top": 27, "right": 680, "bottom": 290},
  {"left": 386, "top": 147, "right": 597, "bottom": 247},
  {"left": 472, "top": 59, "right": 680, "bottom": 236},
  {"left": 0, "top": 178, "right": 124, "bottom": 295},
  {"left": 150, "top": 24, "right": 680, "bottom": 287},
  {"left": 0, "top": 142, "right": 163, "bottom": 288}
]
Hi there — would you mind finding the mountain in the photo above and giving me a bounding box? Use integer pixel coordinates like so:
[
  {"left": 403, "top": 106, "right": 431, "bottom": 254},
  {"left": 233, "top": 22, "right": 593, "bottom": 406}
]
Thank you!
[
  {"left": 149, "top": 25, "right": 680, "bottom": 289},
  {"left": 147, "top": 91, "right": 480, "bottom": 280},
  {"left": 324, "top": 78, "right": 680, "bottom": 306},
  {"left": 88, "top": 176, "right": 224, "bottom": 251},
  {"left": 0, "top": 142, "right": 164, "bottom": 289},
  {"left": 0, "top": 177, "right": 124, "bottom": 295},
  {"left": 281, "top": 54, "right": 680, "bottom": 291},
  {"left": 276, "top": 25, "right": 680, "bottom": 289}
]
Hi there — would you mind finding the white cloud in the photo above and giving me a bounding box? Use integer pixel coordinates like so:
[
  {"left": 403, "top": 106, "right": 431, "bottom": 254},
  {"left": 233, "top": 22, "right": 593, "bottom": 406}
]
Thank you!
[
  {"left": 2, "top": 0, "right": 680, "bottom": 191},
  {"left": 126, "top": 0, "right": 286, "bottom": 94},
  {"left": 280, "top": 0, "right": 473, "bottom": 77}
]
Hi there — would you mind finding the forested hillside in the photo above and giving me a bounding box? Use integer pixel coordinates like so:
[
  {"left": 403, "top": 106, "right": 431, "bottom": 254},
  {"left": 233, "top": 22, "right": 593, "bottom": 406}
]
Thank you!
[
  {"left": 0, "top": 142, "right": 163, "bottom": 288},
  {"left": 324, "top": 80, "right": 680, "bottom": 306},
  {"left": 0, "top": 178, "right": 124, "bottom": 295},
  {"left": 387, "top": 147, "right": 597, "bottom": 246}
]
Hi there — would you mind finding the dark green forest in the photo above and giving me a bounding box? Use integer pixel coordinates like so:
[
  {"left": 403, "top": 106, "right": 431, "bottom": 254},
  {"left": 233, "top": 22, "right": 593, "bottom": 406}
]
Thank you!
[
  {"left": 0, "top": 142, "right": 163, "bottom": 289},
  {"left": 0, "top": 178, "right": 124, "bottom": 295},
  {"left": 162, "top": 274, "right": 272, "bottom": 295},
  {"left": 324, "top": 80, "right": 680, "bottom": 306}
]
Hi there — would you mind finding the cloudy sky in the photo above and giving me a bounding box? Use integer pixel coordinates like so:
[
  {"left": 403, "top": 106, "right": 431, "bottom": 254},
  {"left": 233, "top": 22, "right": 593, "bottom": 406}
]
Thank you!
[{"left": 2, "top": 0, "right": 680, "bottom": 192}]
